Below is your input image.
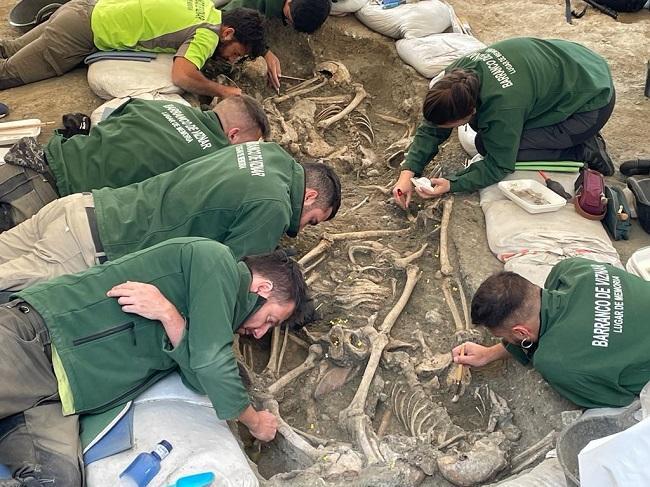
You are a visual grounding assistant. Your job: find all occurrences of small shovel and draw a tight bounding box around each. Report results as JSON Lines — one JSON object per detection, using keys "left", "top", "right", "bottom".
{"left": 538, "top": 170, "right": 572, "bottom": 200}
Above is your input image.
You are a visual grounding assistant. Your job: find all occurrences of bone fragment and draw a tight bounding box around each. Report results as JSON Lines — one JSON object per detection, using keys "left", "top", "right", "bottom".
{"left": 375, "top": 113, "right": 410, "bottom": 126}
{"left": 439, "top": 197, "right": 454, "bottom": 276}
{"left": 306, "top": 94, "right": 352, "bottom": 104}
{"left": 284, "top": 76, "right": 321, "bottom": 94}
{"left": 263, "top": 398, "right": 320, "bottom": 461}
{"left": 379, "top": 264, "right": 421, "bottom": 334}
{"left": 263, "top": 327, "right": 282, "bottom": 377}
{"left": 274, "top": 78, "right": 328, "bottom": 103}
{"left": 455, "top": 275, "right": 471, "bottom": 329}
{"left": 302, "top": 254, "right": 326, "bottom": 275}
{"left": 318, "top": 84, "right": 368, "bottom": 129}
{"left": 377, "top": 408, "right": 393, "bottom": 438}
{"left": 393, "top": 243, "right": 428, "bottom": 269}
{"left": 288, "top": 332, "right": 310, "bottom": 350}
{"left": 509, "top": 430, "right": 556, "bottom": 475}
{"left": 268, "top": 344, "right": 323, "bottom": 396}
{"left": 276, "top": 326, "right": 291, "bottom": 375}
{"left": 341, "top": 196, "right": 369, "bottom": 218}
{"left": 442, "top": 278, "right": 465, "bottom": 332}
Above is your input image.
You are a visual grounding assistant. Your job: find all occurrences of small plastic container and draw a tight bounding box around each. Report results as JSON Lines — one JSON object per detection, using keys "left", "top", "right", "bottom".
{"left": 625, "top": 246, "right": 650, "bottom": 281}
{"left": 498, "top": 179, "right": 567, "bottom": 214}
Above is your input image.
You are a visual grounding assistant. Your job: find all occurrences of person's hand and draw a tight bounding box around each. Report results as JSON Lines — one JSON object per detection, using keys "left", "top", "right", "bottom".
{"left": 248, "top": 410, "right": 278, "bottom": 442}
{"left": 414, "top": 177, "right": 451, "bottom": 199}
{"left": 392, "top": 170, "right": 415, "bottom": 209}
{"left": 107, "top": 281, "right": 176, "bottom": 322}
{"left": 452, "top": 342, "right": 504, "bottom": 368}
{"left": 216, "top": 84, "right": 243, "bottom": 98}
{"left": 264, "top": 50, "right": 281, "bottom": 93}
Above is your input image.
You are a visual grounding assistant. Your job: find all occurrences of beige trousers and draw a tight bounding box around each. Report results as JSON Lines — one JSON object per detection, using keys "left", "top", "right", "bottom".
{"left": 0, "top": 193, "right": 97, "bottom": 291}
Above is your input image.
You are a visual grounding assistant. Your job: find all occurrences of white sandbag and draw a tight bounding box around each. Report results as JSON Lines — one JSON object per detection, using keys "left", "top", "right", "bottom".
{"left": 87, "top": 54, "right": 183, "bottom": 100}
{"left": 86, "top": 373, "right": 258, "bottom": 487}
{"left": 479, "top": 171, "right": 621, "bottom": 286}
{"left": 330, "top": 0, "right": 369, "bottom": 15}
{"left": 396, "top": 33, "right": 485, "bottom": 78}
{"left": 355, "top": 0, "right": 451, "bottom": 40}
{"left": 493, "top": 458, "right": 568, "bottom": 487}
{"left": 457, "top": 123, "right": 478, "bottom": 157}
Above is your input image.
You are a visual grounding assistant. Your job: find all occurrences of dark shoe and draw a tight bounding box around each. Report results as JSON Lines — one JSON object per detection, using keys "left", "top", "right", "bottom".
{"left": 4, "top": 137, "right": 47, "bottom": 173}
{"left": 0, "top": 103, "right": 8, "bottom": 119}
{"left": 578, "top": 133, "right": 615, "bottom": 176}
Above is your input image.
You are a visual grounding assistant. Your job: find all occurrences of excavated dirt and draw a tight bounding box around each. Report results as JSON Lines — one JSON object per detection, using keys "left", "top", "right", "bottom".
{"left": 2, "top": 1, "right": 650, "bottom": 485}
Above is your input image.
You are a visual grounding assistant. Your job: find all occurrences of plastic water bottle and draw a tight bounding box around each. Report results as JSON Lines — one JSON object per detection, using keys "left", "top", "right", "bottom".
{"left": 119, "top": 440, "right": 173, "bottom": 487}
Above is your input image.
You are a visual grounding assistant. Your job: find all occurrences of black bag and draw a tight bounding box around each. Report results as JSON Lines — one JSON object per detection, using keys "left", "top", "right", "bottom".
{"left": 597, "top": 0, "right": 646, "bottom": 11}
{"left": 602, "top": 186, "right": 632, "bottom": 240}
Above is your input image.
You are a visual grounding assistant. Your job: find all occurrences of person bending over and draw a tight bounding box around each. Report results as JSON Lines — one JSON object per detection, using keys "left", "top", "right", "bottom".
{"left": 0, "top": 95, "right": 270, "bottom": 228}
{"left": 0, "top": 1, "right": 266, "bottom": 98}
{"left": 0, "top": 141, "right": 341, "bottom": 290}
{"left": 0, "top": 237, "right": 309, "bottom": 486}
{"left": 393, "top": 37, "right": 615, "bottom": 207}
{"left": 224, "top": 0, "right": 331, "bottom": 91}
{"left": 453, "top": 258, "right": 650, "bottom": 409}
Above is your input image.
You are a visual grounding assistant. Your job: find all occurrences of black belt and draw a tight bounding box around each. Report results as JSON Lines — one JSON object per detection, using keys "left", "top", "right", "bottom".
{"left": 4, "top": 300, "right": 51, "bottom": 364}
{"left": 85, "top": 205, "right": 107, "bottom": 264}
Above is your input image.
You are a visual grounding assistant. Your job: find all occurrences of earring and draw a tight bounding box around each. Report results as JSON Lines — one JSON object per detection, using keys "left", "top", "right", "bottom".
{"left": 520, "top": 337, "right": 533, "bottom": 349}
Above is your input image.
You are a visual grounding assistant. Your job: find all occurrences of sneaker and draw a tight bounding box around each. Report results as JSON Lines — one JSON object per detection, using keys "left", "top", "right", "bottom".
{"left": 0, "top": 103, "right": 8, "bottom": 119}
{"left": 578, "top": 133, "right": 615, "bottom": 176}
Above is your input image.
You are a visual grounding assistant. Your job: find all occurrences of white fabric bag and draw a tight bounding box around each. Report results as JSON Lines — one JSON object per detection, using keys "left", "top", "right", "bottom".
{"left": 330, "top": 0, "right": 369, "bottom": 15}
{"left": 86, "top": 373, "right": 258, "bottom": 487}
{"left": 87, "top": 54, "right": 183, "bottom": 100}
{"left": 396, "top": 33, "right": 485, "bottom": 78}
{"left": 355, "top": 0, "right": 451, "bottom": 40}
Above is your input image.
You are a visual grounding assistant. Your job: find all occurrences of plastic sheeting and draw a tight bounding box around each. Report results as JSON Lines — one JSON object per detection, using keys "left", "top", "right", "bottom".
{"left": 87, "top": 54, "right": 183, "bottom": 100}
{"left": 396, "top": 33, "right": 485, "bottom": 78}
{"left": 479, "top": 171, "right": 621, "bottom": 286}
{"left": 354, "top": 0, "right": 451, "bottom": 40}
{"left": 86, "top": 373, "right": 258, "bottom": 487}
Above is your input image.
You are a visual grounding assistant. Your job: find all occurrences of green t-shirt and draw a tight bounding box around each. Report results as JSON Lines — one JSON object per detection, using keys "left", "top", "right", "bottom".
{"left": 403, "top": 37, "right": 613, "bottom": 192}
{"left": 17, "top": 238, "right": 263, "bottom": 419}
{"left": 91, "top": 0, "right": 222, "bottom": 69}
{"left": 46, "top": 99, "right": 229, "bottom": 196}
{"left": 223, "top": 0, "right": 285, "bottom": 19}
{"left": 93, "top": 141, "right": 305, "bottom": 261}
{"left": 505, "top": 258, "right": 650, "bottom": 408}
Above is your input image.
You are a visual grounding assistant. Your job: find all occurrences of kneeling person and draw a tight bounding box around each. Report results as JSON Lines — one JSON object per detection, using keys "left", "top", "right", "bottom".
{"left": 0, "top": 237, "right": 308, "bottom": 486}
{"left": 0, "top": 96, "right": 269, "bottom": 229}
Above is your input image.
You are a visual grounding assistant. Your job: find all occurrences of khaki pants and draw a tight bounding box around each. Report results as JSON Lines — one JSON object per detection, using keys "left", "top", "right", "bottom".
{"left": 0, "top": 0, "right": 96, "bottom": 88}
{"left": 0, "top": 300, "right": 82, "bottom": 486}
{"left": 0, "top": 162, "right": 59, "bottom": 230}
{"left": 0, "top": 193, "right": 98, "bottom": 291}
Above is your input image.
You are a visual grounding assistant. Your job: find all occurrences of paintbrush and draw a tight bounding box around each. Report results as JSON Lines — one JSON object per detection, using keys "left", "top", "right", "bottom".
{"left": 451, "top": 344, "right": 465, "bottom": 403}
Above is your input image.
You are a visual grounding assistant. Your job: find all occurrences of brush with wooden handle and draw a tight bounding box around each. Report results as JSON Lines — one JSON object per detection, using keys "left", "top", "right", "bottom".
{"left": 451, "top": 344, "right": 466, "bottom": 403}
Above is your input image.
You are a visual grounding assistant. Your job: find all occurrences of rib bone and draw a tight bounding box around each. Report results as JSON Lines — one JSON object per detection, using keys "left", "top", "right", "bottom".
{"left": 318, "top": 84, "right": 368, "bottom": 129}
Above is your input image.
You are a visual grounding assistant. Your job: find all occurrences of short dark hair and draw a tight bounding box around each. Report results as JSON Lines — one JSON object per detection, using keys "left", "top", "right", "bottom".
{"left": 303, "top": 161, "right": 341, "bottom": 220}
{"left": 237, "top": 94, "right": 271, "bottom": 139}
{"left": 471, "top": 271, "right": 536, "bottom": 329}
{"left": 290, "top": 0, "right": 331, "bottom": 33}
{"left": 222, "top": 8, "right": 267, "bottom": 59}
{"left": 243, "top": 250, "right": 310, "bottom": 324}
{"left": 423, "top": 68, "right": 480, "bottom": 126}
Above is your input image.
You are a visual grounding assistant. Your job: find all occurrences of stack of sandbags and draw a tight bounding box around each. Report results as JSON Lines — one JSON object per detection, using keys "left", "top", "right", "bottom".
{"left": 354, "top": 0, "right": 451, "bottom": 39}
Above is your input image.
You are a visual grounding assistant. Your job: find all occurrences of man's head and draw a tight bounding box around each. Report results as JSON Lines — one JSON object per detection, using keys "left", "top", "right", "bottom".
{"left": 300, "top": 162, "right": 341, "bottom": 230}
{"left": 471, "top": 271, "right": 542, "bottom": 345}
{"left": 423, "top": 68, "right": 479, "bottom": 128}
{"left": 282, "top": 0, "right": 331, "bottom": 34}
{"left": 213, "top": 95, "right": 270, "bottom": 144}
{"left": 216, "top": 8, "right": 267, "bottom": 63}
{"left": 238, "top": 250, "right": 309, "bottom": 339}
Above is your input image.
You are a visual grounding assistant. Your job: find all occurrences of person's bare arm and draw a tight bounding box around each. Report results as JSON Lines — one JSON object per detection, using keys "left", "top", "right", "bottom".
{"left": 107, "top": 281, "right": 186, "bottom": 346}
{"left": 452, "top": 342, "right": 510, "bottom": 367}
{"left": 238, "top": 405, "right": 278, "bottom": 441}
{"left": 172, "top": 57, "right": 241, "bottom": 98}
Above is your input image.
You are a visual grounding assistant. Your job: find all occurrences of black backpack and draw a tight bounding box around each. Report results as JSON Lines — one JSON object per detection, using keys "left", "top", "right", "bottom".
{"left": 598, "top": 0, "right": 646, "bottom": 11}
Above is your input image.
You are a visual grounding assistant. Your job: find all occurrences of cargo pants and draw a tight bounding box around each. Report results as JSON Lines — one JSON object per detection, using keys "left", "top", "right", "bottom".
{"left": 0, "top": 300, "right": 82, "bottom": 486}
{"left": 0, "top": 0, "right": 96, "bottom": 89}
{"left": 0, "top": 193, "right": 99, "bottom": 291}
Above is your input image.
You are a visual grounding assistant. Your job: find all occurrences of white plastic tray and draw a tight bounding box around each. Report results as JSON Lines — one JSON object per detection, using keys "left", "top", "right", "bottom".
{"left": 0, "top": 119, "right": 42, "bottom": 146}
{"left": 498, "top": 179, "right": 567, "bottom": 214}
{"left": 626, "top": 246, "right": 650, "bottom": 281}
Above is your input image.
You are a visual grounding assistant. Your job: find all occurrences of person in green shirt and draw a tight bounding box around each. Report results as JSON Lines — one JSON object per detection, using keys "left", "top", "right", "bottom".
{"left": 393, "top": 37, "right": 615, "bottom": 208}
{"left": 0, "top": 0, "right": 265, "bottom": 98}
{"left": 0, "top": 95, "right": 270, "bottom": 228}
{"left": 0, "top": 141, "right": 341, "bottom": 291}
{"left": 224, "top": 0, "right": 331, "bottom": 91}
{"left": 0, "top": 237, "right": 310, "bottom": 486}
{"left": 452, "top": 258, "right": 650, "bottom": 409}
